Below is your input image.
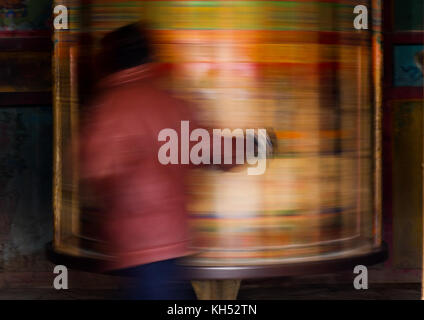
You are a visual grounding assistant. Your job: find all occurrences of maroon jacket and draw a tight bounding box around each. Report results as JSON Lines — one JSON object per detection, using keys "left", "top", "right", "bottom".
{"left": 78, "top": 64, "right": 201, "bottom": 271}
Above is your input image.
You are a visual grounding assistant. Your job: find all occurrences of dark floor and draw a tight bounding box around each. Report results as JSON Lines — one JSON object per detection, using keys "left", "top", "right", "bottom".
{"left": 238, "top": 282, "right": 421, "bottom": 300}
{"left": 0, "top": 282, "right": 420, "bottom": 300}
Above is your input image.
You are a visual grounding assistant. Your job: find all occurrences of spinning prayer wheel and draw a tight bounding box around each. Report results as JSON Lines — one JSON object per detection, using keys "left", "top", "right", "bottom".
{"left": 51, "top": 0, "right": 386, "bottom": 294}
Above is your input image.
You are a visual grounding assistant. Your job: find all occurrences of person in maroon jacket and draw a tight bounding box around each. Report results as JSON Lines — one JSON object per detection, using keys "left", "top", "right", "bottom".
{"left": 77, "top": 23, "right": 262, "bottom": 300}
{"left": 77, "top": 22, "right": 200, "bottom": 300}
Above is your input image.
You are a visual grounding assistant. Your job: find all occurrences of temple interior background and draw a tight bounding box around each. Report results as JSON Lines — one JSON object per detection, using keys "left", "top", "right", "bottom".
{"left": 0, "top": 0, "right": 423, "bottom": 299}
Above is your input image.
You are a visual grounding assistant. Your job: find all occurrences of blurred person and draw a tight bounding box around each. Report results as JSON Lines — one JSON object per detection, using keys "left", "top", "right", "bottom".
{"left": 77, "top": 22, "right": 197, "bottom": 300}
{"left": 76, "top": 22, "right": 256, "bottom": 300}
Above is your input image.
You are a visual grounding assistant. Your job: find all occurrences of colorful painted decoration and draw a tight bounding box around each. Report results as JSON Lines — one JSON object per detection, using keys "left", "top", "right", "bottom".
{"left": 53, "top": 0, "right": 382, "bottom": 267}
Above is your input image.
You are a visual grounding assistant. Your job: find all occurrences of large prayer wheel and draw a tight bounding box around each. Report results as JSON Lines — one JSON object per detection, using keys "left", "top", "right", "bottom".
{"left": 52, "top": 0, "right": 385, "bottom": 280}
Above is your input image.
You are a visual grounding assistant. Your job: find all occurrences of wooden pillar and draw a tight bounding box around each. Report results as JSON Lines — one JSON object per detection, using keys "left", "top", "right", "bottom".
{"left": 191, "top": 280, "right": 241, "bottom": 300}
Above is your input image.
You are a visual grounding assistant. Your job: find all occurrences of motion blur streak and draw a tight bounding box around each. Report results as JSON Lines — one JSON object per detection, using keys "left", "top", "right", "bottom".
{"left": 53, "top": 0, "right": 380, "bottom": 276}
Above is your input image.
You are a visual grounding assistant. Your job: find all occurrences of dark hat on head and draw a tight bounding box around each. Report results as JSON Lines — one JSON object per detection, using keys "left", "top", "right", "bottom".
{"left": 100, "top": 22, "right": 154, "bottom": 75}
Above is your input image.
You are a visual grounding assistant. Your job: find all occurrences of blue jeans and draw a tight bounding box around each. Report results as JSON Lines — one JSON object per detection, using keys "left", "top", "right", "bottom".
{"left": 113, "top": 258, "right": 196, "bottom": 300}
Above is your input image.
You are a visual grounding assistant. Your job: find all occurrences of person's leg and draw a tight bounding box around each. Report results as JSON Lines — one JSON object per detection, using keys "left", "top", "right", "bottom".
{"left": 114, "top": 259, "right": 196, "bottom": 300}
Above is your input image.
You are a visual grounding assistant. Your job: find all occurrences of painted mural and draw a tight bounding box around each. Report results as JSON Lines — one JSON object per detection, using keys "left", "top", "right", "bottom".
{"left": 0, "top": 0, "right": 52, "bottom": 31}
{"left": 0, "top": 106, "right": 52, "bottom": 271}
{"left": 394, "top": 45, "right": 424, "bottom": 87}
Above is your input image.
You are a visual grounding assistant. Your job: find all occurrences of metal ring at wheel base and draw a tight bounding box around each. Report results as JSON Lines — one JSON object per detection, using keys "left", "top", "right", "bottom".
{"left": 183, "top": 243, "right": 388, "bottom": 280}
{"left": 47, "top": 242, "right": 387, "bottom": 280}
